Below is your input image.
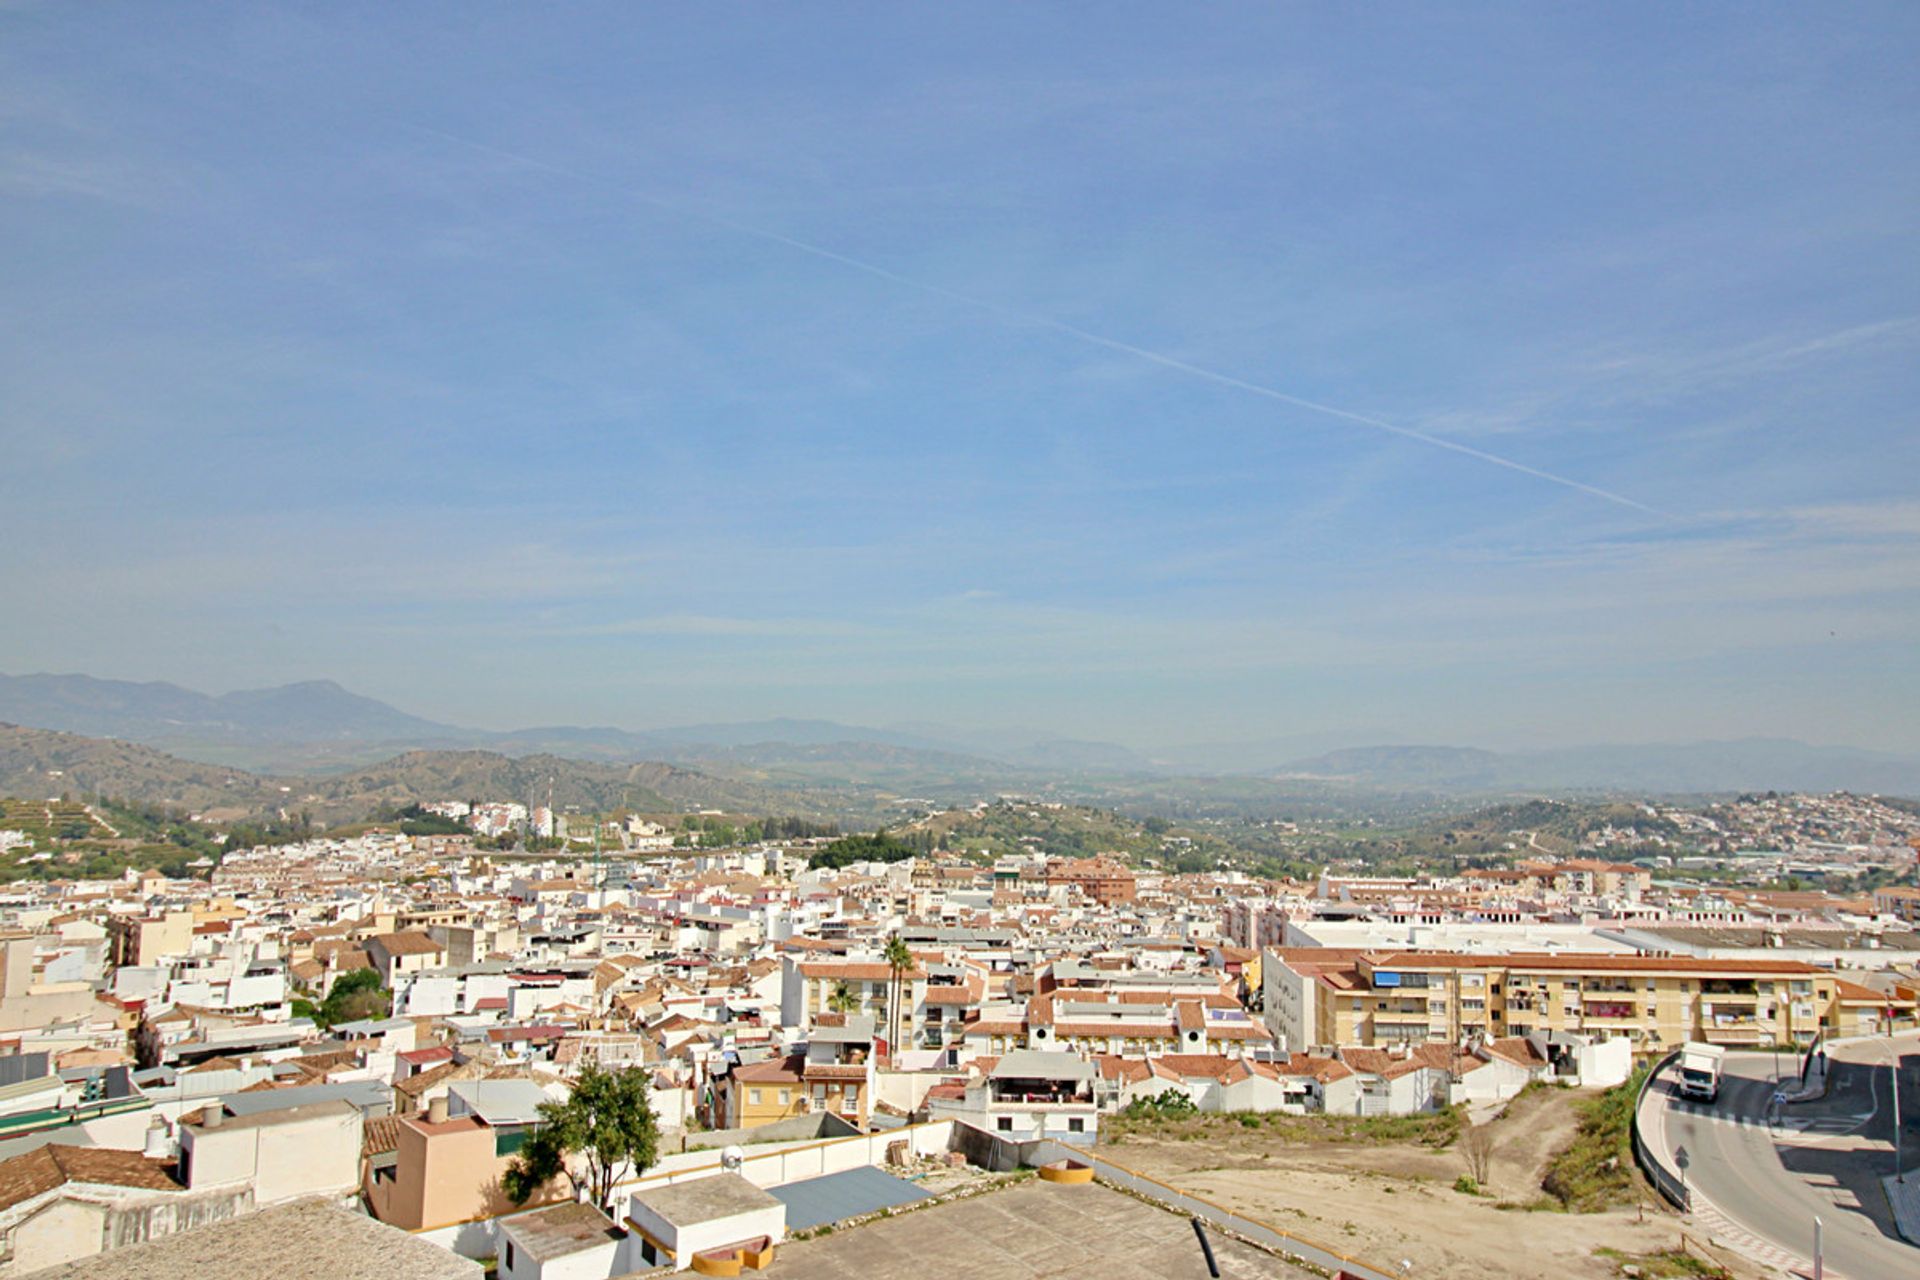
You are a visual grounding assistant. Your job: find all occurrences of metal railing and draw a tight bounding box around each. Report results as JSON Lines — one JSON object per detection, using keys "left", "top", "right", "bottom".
{"left": 1631, "top": 1050, "right": 1690, "bottom": 1210}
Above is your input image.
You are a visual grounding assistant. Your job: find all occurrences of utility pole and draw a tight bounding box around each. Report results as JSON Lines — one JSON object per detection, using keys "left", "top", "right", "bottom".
{"left": 1813, "top": 1214, "right": 1823, "bottom": 1280}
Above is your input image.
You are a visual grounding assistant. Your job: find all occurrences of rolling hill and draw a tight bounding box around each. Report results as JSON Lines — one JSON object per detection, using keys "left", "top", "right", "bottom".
{"left": 0, "top": 724, "right": 868, "bottom": 824}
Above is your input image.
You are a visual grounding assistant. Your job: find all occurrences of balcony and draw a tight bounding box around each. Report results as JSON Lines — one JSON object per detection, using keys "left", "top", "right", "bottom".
{"left": 1581, "top": 1001, "right": 1642, "bottom": 1021}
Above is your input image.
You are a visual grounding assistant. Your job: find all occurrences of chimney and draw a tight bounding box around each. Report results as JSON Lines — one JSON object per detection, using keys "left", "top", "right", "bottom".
{"left": 144, "top": 1117, "right": 173, "bottom": 1159}
{"left": 201, "top": 1105, "right": 224, "bottom": 1130}
{"left": 428, "top": 1095, "right": 449, "bottom": 1124}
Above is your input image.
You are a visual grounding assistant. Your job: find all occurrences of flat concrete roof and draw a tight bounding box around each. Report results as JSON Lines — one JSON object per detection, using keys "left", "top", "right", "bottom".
{"left": 631, "top": 1172, "right": 782, "bottom": 1227}
{"left": 190, "top": 1098, "right": 360, "bottom": 1135}
{"left": 990, "top": 1050, "right": 1096, "bottom": 1081}
{"left": 20, "top": 1197, "right": 479, "bottom": 1280}
{"left": 770, "top": 1179, "right": 1316, "bottom": 1280}
{"left": 500, "top": 1201, "right": 622, "bottom": 1260}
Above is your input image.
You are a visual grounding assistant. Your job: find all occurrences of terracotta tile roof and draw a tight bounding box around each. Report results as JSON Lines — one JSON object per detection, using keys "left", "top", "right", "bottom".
{"left": 370, "top": 930, "right": 444, "bottom": 956}
{"left": 1835, "top": 978, "right": 1910, "bottom": 1004}
{"left": 1146, "top": 1053, "right": 1244, "bottom": 1080}
{"left": 801, "top": 1063, "right": 868, "bottom": 1082}
{"left": 1275, "top": 1053, "right": 1353, "bottom": 1083}
{"left": 732, "top": 1054, "right": 805, "bottom": 1084}
{"left": 395, "top": 1059, "right": 469, "bottom": 1098}
{"left": 1483, "top": 1037, "right": 1549, "bottom": 1067}
{"left": 797, "top": 961, "right": 925, "bottom": 981}
{"left": 398, "top": 1046, "right": 454, "bottom": 1067}
{"left": 1091, "top": 1054, "right": 1152, "bottom": 1084}
{"left": 362, "top": 1114, "right": 403, "bottom": 1156}
{"left": 0, "top": 1145, "right": 183, "bottom": 1212}
{"left": 1203, "top": 1023, "right": 1273, "bottom": 1041}
{"left": 1338, "top": 1044, "right": 1456, "bottom": 1078}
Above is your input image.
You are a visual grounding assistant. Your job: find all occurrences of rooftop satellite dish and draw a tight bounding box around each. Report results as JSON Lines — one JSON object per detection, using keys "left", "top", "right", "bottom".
{"left": 721, "top": 1145, "right": 745, "bottom": 1172}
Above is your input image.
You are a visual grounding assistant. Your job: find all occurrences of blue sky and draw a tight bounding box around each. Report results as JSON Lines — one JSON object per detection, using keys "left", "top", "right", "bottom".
{"left": 3, "top": 3, "right": 1917, "bottom": 751}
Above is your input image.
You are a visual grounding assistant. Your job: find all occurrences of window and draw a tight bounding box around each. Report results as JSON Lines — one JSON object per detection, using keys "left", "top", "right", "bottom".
{"left": 749, "top": 1089, "right": 762, "bottom": 1105}
{"left": 844, "top": 1086, "right": 859, "bottom": 1106}
{"left": 778, "top": 1089, "right": 791, "bottom": 1104}
{"left": 997, "top": 1116, "right": 1013, "bottom": 1132}
{"left": 504, "top": 1242, "right": 515, "bottom": 1273}
{"left": 1068, "top": 1117, "right": 1084, "bottom": 1133}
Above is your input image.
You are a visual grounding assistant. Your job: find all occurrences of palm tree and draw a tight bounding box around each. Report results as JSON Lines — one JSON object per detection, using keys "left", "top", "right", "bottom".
{"left": 883, "top": 933, "right": 915, "bottom": 1062}
{"left": 827, "top": 980, "right": 860, "bottom": 1018}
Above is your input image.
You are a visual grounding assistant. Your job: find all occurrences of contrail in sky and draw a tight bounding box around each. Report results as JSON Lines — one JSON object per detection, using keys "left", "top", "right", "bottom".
{"left": 413, "top": 125, "right": 1663, "bottom": 516}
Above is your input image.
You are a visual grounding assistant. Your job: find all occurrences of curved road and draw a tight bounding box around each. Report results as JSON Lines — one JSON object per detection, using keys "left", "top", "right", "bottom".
{"left": 1645, "top": 1041, "right": 1919, "bottom": 1279}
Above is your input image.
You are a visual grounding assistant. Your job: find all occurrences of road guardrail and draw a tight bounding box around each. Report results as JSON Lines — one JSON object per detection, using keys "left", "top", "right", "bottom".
{"left": 1632, "top": 1049, "right": 1690, "bottom": 1210}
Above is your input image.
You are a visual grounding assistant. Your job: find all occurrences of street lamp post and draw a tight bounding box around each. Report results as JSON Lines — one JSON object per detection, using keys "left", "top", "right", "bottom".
{"left": 1813, "top": 1214, "right": 1823, "bottom": 1280}
{"left": 1870, "top": 1032, "right": 1905, "bottom": 1184}
{"left": 1894, "top": 1037, "right": 1905, "bottom": 1185}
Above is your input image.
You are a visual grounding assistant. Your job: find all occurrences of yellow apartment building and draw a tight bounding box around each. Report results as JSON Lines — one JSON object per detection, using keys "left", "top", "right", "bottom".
{"left": 1268, "top": 949, "right": 1916, "bottom": 1052}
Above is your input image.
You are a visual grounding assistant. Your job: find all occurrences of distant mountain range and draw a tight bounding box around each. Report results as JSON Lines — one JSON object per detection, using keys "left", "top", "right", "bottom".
{"left": 0, "top": 673, "right": 1139, "bottom": 778}
{"left": 0, "top": 673, "right": 450, "bottom": 750}
{"left": 2, "top": 671, "right": 1916, "bottom": 800}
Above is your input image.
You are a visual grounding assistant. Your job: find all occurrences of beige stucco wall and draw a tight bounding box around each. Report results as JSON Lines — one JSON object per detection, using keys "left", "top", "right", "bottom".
{"left": 378, "top": 1118, "right": 530, "bottom": 1231}
{"left": 182, "top": 1103, "right": 362, "bottom": 1205}
{"left": 3, "top": 1197, "right": 104, "bottom": 1275}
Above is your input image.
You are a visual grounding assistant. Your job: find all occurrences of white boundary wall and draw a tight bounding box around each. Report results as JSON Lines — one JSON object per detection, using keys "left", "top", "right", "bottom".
{"left": 413, "top": 1120, "right": 955, "bottom": 1259}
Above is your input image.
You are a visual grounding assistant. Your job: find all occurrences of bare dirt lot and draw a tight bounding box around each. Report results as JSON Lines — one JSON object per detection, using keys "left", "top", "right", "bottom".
{"left": 1101, "top": 1089, "right": 1761, "bottom": 1280}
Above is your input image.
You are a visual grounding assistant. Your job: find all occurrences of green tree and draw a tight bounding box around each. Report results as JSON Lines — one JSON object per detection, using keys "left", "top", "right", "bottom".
{"left": 808, "top": 832, "right": 921, "bottom": 871}
{"left": 318, "top": 968, "right": 390, "bottom": 1027}
{"left": 502, "top": 1064, "right": 660, "bottom": 1211}
{"left": 827, "top": 981, "right": 860, "bottom": 1018}
{"left": 883, "top": 933, "right": 915, "bottom": 1061}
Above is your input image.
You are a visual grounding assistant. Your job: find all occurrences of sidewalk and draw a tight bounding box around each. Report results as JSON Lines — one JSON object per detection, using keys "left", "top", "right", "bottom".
{"left": 1885, "top": 1174, "right": 1920, "bottom": 1245}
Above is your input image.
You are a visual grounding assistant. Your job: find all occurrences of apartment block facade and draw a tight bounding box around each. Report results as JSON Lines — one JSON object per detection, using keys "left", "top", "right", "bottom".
{"left": 1265, "top": 948, "right": 1915, "bottom": 1052}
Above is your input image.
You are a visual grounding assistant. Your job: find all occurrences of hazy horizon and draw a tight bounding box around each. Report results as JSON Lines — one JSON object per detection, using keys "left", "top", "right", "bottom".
{"left": 4, "top": 6, "right": 1917, "bottom": 753}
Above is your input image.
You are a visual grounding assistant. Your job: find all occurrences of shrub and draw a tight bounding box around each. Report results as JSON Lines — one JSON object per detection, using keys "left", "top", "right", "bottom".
{"left": 1121, "top": 1089, "right": 1199, "bottom": 1119}
{"left": 1541, "top": 1063, "right": 1650, "bottom": 1211}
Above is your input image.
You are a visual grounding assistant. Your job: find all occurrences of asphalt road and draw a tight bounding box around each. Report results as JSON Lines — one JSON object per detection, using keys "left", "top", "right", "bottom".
{"left": 1656, "top": 1044, "right": 1920, "bottom": 1279}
